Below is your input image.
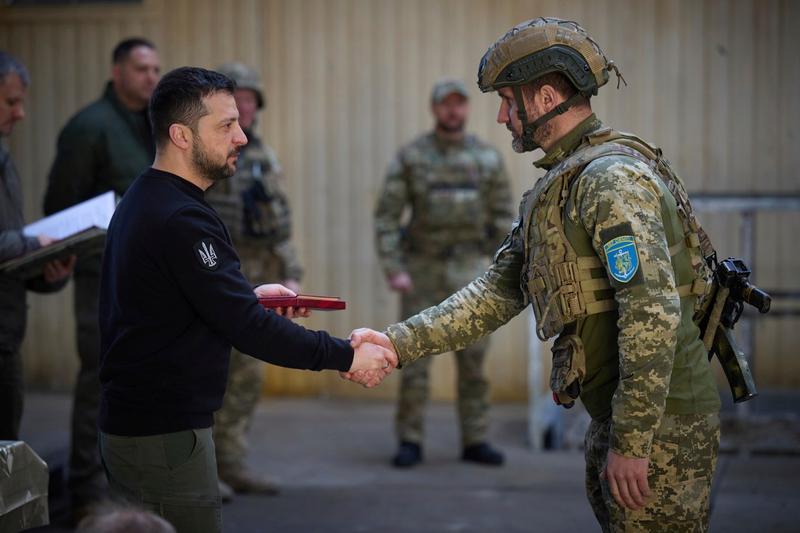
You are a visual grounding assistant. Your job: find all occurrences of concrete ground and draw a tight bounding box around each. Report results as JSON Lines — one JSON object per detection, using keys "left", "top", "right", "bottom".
{"left": 17, "top": 392, "right": 800, "bottom": 533}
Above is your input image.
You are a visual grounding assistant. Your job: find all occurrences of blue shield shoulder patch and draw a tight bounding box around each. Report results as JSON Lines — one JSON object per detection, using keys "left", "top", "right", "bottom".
{"left": 603, "top": 235, "right": 639, "bottom": 283}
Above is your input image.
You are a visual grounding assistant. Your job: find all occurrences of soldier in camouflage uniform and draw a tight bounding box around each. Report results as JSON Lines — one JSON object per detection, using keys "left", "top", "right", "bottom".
{"left": 375, "top": 79, "right": 513, "bottom": 467}
{"left": 208, "top": 62, "right": 303, "bottom": 497}
{"left": 352, "top": 18, "right": 721, "bottom": 532}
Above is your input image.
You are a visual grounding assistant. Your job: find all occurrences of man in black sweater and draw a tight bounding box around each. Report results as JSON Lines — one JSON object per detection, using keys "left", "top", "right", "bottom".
{"left": 98, "top": 67, "right": 394, "bottom": 533}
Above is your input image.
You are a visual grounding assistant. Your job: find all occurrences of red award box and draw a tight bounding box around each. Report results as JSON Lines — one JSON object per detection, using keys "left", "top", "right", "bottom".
{"left": 258, "top": 294, "right": 346, "bottom": 311}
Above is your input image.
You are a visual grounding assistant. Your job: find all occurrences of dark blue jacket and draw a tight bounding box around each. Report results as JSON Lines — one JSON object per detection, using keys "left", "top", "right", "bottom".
{"left": 98, "top": 167, "right": 353, "bottom": 436}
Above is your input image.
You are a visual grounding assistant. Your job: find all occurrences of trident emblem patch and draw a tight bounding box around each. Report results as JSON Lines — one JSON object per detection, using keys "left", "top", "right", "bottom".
{"left": 194, "top": 239, "right": 220, "bottom": 271}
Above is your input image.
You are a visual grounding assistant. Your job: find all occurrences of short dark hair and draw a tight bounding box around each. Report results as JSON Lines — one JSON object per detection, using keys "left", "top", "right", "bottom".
{"left": 524, "top": 72, "right": 579, "bottom": 101}
{"left": 0, "top": 50, "right": 30, "bottom": 87}
{"left": 112, "top": 37, "right": 155, "bottom": 65}
{"left": 149, "top": 66, "right": 235, "bottom": 149}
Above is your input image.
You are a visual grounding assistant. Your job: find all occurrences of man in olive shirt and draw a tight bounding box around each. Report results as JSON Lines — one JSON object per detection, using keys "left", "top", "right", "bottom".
{"left": 43, "top": 37, "right": 161, "bottom": 518}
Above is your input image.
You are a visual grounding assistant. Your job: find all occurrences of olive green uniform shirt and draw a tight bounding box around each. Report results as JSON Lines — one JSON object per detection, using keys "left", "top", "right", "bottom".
{"left": 43, "top": 82, "right": 155, "bottom": 275}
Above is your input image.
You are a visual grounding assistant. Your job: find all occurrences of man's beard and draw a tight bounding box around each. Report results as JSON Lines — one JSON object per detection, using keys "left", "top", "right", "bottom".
{"left": 191, "top": 136, "right": 238, "bottom": 182}
{"left": 509, "top": 116, "right": 553, "bottom": 153}
{"left": 436, "top": 118, "right": 465, "bottom": 134}
{"left": 532, "top": 121, "right": 553, "bottom": 150}
{"left": 510, "top": 127, "right": 525, "bottom": 153}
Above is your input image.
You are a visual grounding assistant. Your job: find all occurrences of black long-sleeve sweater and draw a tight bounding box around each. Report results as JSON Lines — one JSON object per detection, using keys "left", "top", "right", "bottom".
{"left": 98, "top": 167, "right": 354, "bottom": 436}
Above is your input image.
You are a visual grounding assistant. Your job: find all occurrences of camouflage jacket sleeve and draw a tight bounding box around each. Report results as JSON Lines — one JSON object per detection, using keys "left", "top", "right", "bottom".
{"left": 374, "top": 153, "right": 409, "bottom": 276}
{"left": 575, "top": 156, "right": 681, "bottom": 459}
{"left": 483, "top": 151, "right": 514, "bottom": 254}
{"left": 386, "top": 216, "right": 527, "bottom": 367}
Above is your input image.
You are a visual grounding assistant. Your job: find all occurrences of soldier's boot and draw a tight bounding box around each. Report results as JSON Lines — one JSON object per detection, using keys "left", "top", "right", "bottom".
{"left": 218, "top": 465, "right": 280, "bottom": 495}
{"left": 218, "top": 479, "right": 234, "bottom": 503}
{"left": 394, "top": 357, "right": 431, "bottom": 469}
{"left": 392, "top": 441, "right": 423, "bottom": 468}
{"left": 461, "top": 442, "right": 505, "bottom": 466}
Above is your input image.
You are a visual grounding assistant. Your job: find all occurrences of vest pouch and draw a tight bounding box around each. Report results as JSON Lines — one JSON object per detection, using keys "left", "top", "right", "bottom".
{"left": 241, "top": 178, "right": 291, "bottom": 243}
{"left": 549, "top": 334, "right": 586, "bottom": 407}
{"left": 527, "top": 268, "right": 549, "bottom": 336}
{"left": 528, "top": 261, "right": 566, "bottom": 340}
{"left": 424, "top": 183, "right": 482, "bottom": 231}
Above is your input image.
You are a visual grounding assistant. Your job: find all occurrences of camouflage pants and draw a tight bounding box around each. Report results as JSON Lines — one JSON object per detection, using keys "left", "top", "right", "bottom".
{"left": 213, "top": 245, "right": 279, "bottom": 471}
{"left": 396, "top": 255, "right": 492, "bottom": 447}
{"left": 584, "top": 412, "right": 720, "bottom": 532}
{"left": 214, "top": 349, "right": 264, "bottom": 470}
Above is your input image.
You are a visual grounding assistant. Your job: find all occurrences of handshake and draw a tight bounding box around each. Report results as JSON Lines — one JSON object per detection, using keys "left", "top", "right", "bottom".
{"left": 253, "top": 285, "right": 400, "bottom": 388}
{"left": 343, "top": 328, "right": 399, "bottom": 388}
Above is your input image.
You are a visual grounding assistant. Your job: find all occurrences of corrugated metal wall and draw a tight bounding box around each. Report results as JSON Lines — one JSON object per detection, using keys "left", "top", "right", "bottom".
{"left": 1, "top": 0, "right": 797, "bottom": 400}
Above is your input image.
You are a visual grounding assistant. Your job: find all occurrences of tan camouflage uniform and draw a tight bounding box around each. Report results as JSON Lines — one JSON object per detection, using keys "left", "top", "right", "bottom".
{"left": 385, "top": 115, "right": 721, "bottom": 531}
{"left": 208, "top": 131, "right": 302, "bottom": 474}
{"left": 376, "top": 131, "right": 513, "bottom": 446}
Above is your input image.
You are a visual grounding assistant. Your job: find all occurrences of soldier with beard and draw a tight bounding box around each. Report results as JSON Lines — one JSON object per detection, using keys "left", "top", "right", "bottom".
{"left": 375, "top": 79, "right": 513, "bottom": 468}
{"left": 351, "top": 18, "right": 722, "bottom": 532}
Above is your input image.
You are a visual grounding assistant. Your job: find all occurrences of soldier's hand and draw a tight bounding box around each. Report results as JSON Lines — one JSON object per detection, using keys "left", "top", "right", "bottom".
{"left": 388, "top": 271, "right": 413, "bottom": 293}
{"left": 341, "top": 339, "right": 397, "bottom": 388}
{"left": 341, "top": 328, "right": 398, "bottom": 387}
{"left": 602, "top": 450, "right": 651, "bottom": 511}
{"left": 348, "top": 328, "right": 395, "bottom": 353}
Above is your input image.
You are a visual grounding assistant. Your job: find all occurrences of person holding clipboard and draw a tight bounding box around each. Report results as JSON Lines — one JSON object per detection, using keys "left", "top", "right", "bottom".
{"left": 0, "top": 51, "right": 74, "bottom": 443}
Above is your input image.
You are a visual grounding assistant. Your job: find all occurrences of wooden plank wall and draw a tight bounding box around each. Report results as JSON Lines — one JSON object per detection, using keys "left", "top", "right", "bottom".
{"left": 1, "top": 0, "right": 797, "bottom": 400}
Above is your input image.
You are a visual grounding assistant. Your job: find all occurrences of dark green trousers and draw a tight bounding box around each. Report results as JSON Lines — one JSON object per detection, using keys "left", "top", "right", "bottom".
{"left": 99, "top": 428, "right": 222, "bottom": 533}
{"left": 70, "top": 273, "right": 107, "bottom": 508}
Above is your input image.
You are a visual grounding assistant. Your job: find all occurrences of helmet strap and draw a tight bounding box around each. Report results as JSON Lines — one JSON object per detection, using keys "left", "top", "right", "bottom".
{"left": 512, "top": 85, "right": 539, "bottom": 152}
{"left": 511, "top": 86, "right": 585, "bottom": 151}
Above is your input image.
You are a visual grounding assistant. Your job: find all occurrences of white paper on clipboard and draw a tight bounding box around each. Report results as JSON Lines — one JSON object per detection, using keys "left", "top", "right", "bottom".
{"left": 23, "top": 191, "right": 117, "bottom": 240}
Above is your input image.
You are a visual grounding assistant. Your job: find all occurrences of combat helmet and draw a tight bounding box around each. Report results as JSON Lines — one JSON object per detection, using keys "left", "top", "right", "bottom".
{"left": 217, "top": 61, "right": 265, "bottom": 109}
{"left": 477, "top": 17, "right": 623, "bottom": 151}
